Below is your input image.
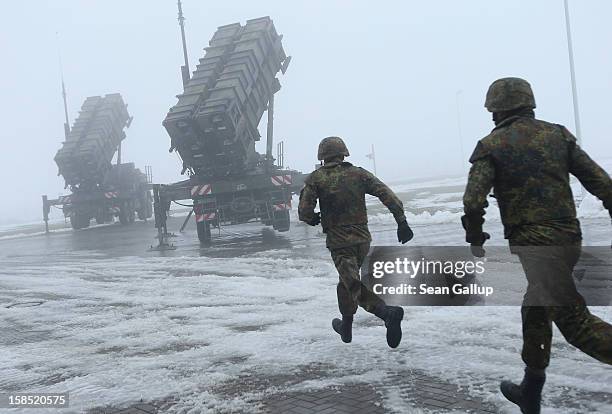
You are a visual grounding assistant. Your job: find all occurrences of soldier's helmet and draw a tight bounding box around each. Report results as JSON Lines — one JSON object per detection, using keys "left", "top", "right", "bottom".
{"left": 317, "top": 136, "right": 350, "bottom": 161}
{"left": 485, "top": 77, "right": 536, "bottom": 112}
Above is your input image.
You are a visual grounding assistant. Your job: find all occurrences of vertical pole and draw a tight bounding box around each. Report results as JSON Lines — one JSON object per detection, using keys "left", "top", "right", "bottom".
{"left": 456, "top": 90, "right": 466, "bottom": 170}
{"left": 371, "top": 144, "right": 377, "bottom": 176}
{"left": 42, "top": 195, "right": 50, "bottom": 234}
{"left": 61, "top": 78, "right": 70, "bottom": 140}
{"left": 153, "top": 185, "right": 166, "bottom": 247}
{"left": 117, "top": 142, "right": 122, "bottom": 165}
{"left": 266, "top": 94, "right": 275, "bottom": 164}
{"left": 564, "top": 0, "right": 582, "bottom": 145}
{"left": 56, "top": 32, "right": 70, "bottom": 140}
{"left": 177, "top": 0, "right": 190, "bottom": 88}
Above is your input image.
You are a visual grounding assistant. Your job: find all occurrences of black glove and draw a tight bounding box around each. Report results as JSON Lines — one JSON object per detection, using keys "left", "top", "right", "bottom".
{"left": 469, "top": 232, "right": 490, "bottom": 257}
{"left": 397, "top": 220, "right": 414, "bottom": 244}
{"left": 307, "top": 212, "right": 321, "bottom": 226}
{"left": 461, "top": 214, "right": 490, "bottom": 256}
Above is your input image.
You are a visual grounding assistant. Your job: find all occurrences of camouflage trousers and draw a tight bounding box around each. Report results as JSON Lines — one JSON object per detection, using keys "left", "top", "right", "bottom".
{"left": 330, "top": 243, "right": 385, "bottom": 316}
{"left": 514, "top": 244, "right": 612, "bottom": 369}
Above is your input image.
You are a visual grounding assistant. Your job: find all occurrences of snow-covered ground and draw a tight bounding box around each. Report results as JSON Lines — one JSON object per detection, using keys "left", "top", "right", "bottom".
{"left": 0, "top": 174, "right": 610, "bottom": 413}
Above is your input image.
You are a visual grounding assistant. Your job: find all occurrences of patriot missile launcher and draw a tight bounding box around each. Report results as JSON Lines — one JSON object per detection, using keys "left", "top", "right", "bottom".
{"left": 43, "top": 94, "right": 153, "bottom": 231}
{"left": 152, "top": 10, "right": 305, "bottom": 248}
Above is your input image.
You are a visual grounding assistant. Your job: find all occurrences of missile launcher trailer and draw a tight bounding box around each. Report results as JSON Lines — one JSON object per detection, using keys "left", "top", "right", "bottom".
{"left": 153, "top": 16, "right": 305, "bottom": 248}
{"left": 43, "top": 94, "right": 153, "bottom": 231}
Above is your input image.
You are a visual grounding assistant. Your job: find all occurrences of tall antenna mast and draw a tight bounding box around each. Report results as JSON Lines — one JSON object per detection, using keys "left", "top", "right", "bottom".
{"left": 56, "top": 32, "right": 70, "bottom": 140}
{"left": 177, "top": 0, "right": 191, "bottom": 88}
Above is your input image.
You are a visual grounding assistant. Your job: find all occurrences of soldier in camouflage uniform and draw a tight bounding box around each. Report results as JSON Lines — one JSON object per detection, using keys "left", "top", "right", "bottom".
{"left": 299, "top": 137, "right": 414, "bottom": 348}
{"left": 462, "top": 77, "right": 612, "bottom": 414}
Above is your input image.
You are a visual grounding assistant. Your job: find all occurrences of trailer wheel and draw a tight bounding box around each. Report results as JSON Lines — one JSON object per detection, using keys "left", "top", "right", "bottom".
{"left": 272, "top": 210, "right": 290, "bottom": 232}
{"left": 119, "top": 206, "right": 134, "bottom": 225}
{"left": 70, "top": 213, "right": 90, "bottom": 230}
{"left": 145, "top": 192, "right": 153, "bottom": 219}
{"left": 197, "top": 220, "right": 212, "bottom": 244}
{"left": 137, "top": 193, "right": 153, "bottom": 221}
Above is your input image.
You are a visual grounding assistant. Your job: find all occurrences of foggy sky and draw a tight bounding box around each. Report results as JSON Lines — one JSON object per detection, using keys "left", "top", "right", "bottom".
{"left": 1, "top": 0, "right": 611, "bottom": 224}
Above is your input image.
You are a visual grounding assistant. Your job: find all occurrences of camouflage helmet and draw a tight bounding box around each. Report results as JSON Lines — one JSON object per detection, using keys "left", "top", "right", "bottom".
{"left": 317, "top": 136, "right": 349, "bottom": 160}
{"left": 485, "top": 77, "right": 536, "bottom": 112}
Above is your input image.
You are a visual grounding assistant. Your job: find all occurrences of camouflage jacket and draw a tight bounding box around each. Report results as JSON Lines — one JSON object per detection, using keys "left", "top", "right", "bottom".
{"left": 463, "top": 114, "right": 612, "bottom": 242}
{"left": 299, "top": 162, "right": 406, "bottom": 248}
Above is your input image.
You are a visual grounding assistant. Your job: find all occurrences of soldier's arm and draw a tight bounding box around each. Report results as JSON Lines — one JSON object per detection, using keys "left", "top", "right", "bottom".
{"left": 298, "top": 181, "right": 319, "bottom": 224}
{"left": 362, "top": 169, "right": 406, "bottom": 224}
{"left": 463, "top": 142, "right": 495, "bottom": 239}
{"left": 565, "top": 132, "right": 612, "bottom": 215}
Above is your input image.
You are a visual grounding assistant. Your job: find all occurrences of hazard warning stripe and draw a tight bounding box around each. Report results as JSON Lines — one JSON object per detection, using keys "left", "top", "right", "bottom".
{"left": 190, "top": 184, "right": 212, "bottom": 197}
{"left": 273, "top": 201, "right": 292, "bottom": 211}
{"left": 104, "top": 192, "right": 118, "bottom": 199}
{"left": 195, "top": 212, "right": 216, "bottom": 222}
{"left": 58, "top": 196, "right": 72, "bottom": 204}
{"left": 271, "top": 175, "right": 292, "bottom": 186}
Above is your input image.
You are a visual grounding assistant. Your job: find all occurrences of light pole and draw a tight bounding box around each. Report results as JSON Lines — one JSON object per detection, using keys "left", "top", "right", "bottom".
{"left": 456, "top": 90, "right": 466, "bottom": 172}
{"left": 366, "top": 144, "right": 377, "bottom": 176}
{"left": 563, "top": 0, "right": 582, "bottom": 145}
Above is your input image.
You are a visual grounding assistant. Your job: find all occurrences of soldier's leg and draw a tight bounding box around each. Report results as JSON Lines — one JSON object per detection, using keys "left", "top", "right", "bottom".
{"left": 330, "top": 247, "right": 360, "bottom": 343}
{"left": 501, "top": 248, "right": 552, "bottom": 412}
{"left": 355, "top": 243, "right": 385, "bottom": 312}
{"left": 336, "top": 280, "right": 358, "bottom": 316}
{"left": 501, "top": 295, "right": 550, "bottom": 411}
{"left": 331, "top": 247, "right": 362, "bottom": 316}
{"left": 521, "top": 306, "right": 553, "bottom": 370}
{"left": 331, "top": 244, "right": 384, "bottom": 313}
{"left": 331, "top": 244, "right": 403, "bottom": 347}
{"left": 551, "top": 245, "right": 612, "bottom": 364}
{"left": 552, "top": 303, "right": 612, "bottom": 365}
{"left": 353, "top": 243, "right": 404, "bottom": 348}
{"left": 516, "top": 248, "right": 555, "bottom": 369}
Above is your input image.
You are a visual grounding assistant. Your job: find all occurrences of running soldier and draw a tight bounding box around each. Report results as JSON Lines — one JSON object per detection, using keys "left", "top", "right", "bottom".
{"left": 299, "top": 136, "right": 414, "bottom": 348}
{"left": 462, "top": 77, "right": 612, "bottom": 413}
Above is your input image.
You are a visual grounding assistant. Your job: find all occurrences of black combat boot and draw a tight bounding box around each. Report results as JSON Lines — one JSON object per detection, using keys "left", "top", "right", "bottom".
{"left": 332, "top": 314, "right": 353, "bottom": 343}
{"left": 373, "top": 304, "right": 404, "bottom": 348}
{"left": 500, "top": 367, "right": 546, "bottom": 414}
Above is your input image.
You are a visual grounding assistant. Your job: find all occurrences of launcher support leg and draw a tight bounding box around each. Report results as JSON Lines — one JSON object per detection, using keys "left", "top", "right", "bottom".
{"left": 42, "top": 195, "right": 50, "bottom": 234}
{"left": 150, "top": 184, "right": 175, "bottom": 251}
{"left": 179, "top": 208, "right": 194, "bottom": 232}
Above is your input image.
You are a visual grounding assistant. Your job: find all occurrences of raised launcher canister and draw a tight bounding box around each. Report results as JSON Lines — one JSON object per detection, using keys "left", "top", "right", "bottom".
{"left": 163, "top": 17, "right": 289, "bottom": 177}
{"left": 43, "top": 94, "right": 153, "bottom": 231}
{"left": 54, "top": 93, "right": 131, "bottom": 189}
{"left": 152, "top": 15, "right": 304, "bottom": 249}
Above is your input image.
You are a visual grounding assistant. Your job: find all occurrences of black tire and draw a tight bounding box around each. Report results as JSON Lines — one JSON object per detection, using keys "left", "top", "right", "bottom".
{"left": 137, "top": 194, "right": 153, "bottom": 221}
{"left": 145, "top": 194, "right": 153, "bottom": 219}
{"left": 197, "top": 220, "right": 212, "bottom": 244}
{"left": 272, "top": 210, "right": 290, "bottom": 232}
{"left": 70, "top": 213, "right": 90, "bottom": 230}
{"left": 70, "top": 214, "right": 80, "bottom": 229}
{"left": 95, "top": 214, "right": 106, "bottom": 225}
{"left": 119, "top": 206, "right": 132, "bottom": 225}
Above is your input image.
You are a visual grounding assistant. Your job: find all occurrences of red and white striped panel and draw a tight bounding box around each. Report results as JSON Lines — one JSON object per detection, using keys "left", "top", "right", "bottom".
{"left": 195, "top": 212, "right": 216, "bottom": 222}
{"left": 110, "top": 207, "right": 121, "bottom": 213}
{"left": 104, "top": 192, "right": 118, "bottom": 199}
{"left": 190, "top": 184, "right": 212, "bottom": 197}
{"left": 270, "top": 175, "right": 292, "bottom": 186}
{"left": 273, "top": 201, "right": 292, "bottom": 211}
{"left": 58, "top": 196, "right": 72, "bottom": 204}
